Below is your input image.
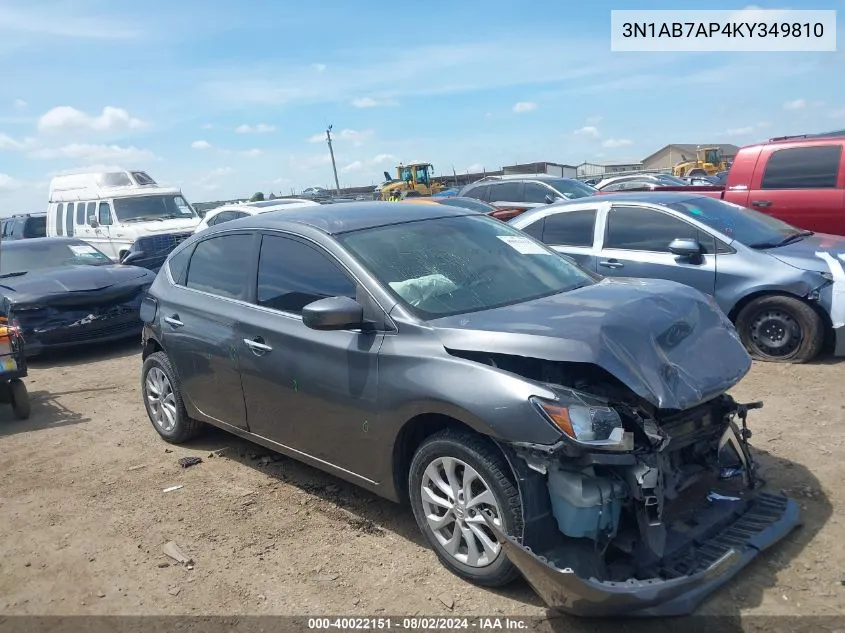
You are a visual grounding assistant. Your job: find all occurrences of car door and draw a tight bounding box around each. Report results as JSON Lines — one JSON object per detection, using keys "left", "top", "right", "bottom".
{"left": 748, "top": 143, "right": 845, "bottom": 235}
{"left": 159, "top": 232, "right": 257, "bottom": 429}
{"left": 236, "top": 232, "right": 385, "bottom": 476}
{"left": 74, "top": 202, "right": 96, "bottom": 244}
{"left": 597, "top": 204, "right": 717, "bottom": 296}
{"left": 533, "top": 207, "right": 600, "bottom": 271}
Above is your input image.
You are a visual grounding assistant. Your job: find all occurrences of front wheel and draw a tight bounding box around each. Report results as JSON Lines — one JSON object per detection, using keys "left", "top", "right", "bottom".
{"left": 735, "top": 295, "right": 824, "bottom": 363}
{"left": 409, "top": 428, "right": 523, "bottom": 587}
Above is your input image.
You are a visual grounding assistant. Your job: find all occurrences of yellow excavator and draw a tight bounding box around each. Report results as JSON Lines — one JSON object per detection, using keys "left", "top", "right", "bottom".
{"left": 673, "top": 147, "right": 731, "bottom": 178}
{"left": 378, "top": 162, "right": 445, "bottom": 200}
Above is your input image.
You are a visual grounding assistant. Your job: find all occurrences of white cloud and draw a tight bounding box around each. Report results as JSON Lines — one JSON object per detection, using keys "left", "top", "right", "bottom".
{"left": 241, "top": 148, "right": 262, "bottom": 157}
{"left": 783, "top": 99, "right": 807, "bottom": 110}
{"left": 602, "top": 138, "right": 633, "bottom": 148}
{"left": 0, "top": 6, "right": 140, "bottom": 39}
{"left": 313, "top": 63, "right": 326, "bottom": 72}
{"left": 194, "top": 166, "right": 235, "bottom": 190}
{"left": 466, "top": 163, "right": 484, "bottom": 173}
{"left": 0, "top": 133, "right": 36, "bottom": 151}
{"left": 0, "top": 174, "right": 21, "bottom": 190}
{"left": 728, "top": 5, "right": 792, "bottom": 24}
{"left": 512, "top": 101, "right": 537, "bottom": 113}
{"left": 340, "top": 160, "right": 363, "bottom": 173}
{"left": 586, "top": 115, "right": 602, "bottom": 125}
{"left": 308, "top": 128, "right": 373, "bottom": 146}
{"left": 574, "top": 126, "right": 600, "bottom": 138}
{"left": 726, "top": 126, "right": 755, "bottom": 136}
{"left": 201, "top": 123, "right": 215, "bottom": 130}
{"left": 28, "top": 144, "right": 157, "bottom": 162}
{"left": 192, "top": 140, "right": 213, "bottom": 150}
{"left": 351, "top": 97, "right": 399, "bottom": 108}
{"left": 37, "top": 106, "right": 146, "bottom": 133}
{"left": 13, "top": 99, "right": 27, "bottom": 109}
{"left": 235, "top": 123, "right": 275, "bottom": 134}
{"left": 371, "top": 153, "right": 396, "bottom": 165}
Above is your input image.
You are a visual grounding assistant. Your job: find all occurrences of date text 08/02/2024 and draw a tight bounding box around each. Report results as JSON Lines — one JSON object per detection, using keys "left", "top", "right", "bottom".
{"left": 307, "top": 617, "right": 529, "bottom": 630}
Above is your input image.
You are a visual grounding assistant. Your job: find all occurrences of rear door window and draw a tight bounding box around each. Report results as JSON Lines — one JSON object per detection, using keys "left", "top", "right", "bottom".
{"left": 465, "top": 184, "right": 491, "bottom": 202}
{"left": 761, "top": 145, "right": 842, "bottom": 189}
{"left": 255, "top": 234, "right": 357, "bottom": 314}
{"left": 542, "top": 209, "right": 597, "bottom": 247}
{"left": 186, "top": 234, "right": 255, "bottom": 300}
{"left": 489, "top": 181, "right": 523, "bottom": 202}
{"left": 76, "top": 202, "right": 86, "bottom": 225}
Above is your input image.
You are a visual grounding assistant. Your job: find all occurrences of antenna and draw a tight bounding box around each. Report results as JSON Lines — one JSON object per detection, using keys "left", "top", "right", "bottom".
{"left": 326, "top": 125, "right": 341, "bottom": 194}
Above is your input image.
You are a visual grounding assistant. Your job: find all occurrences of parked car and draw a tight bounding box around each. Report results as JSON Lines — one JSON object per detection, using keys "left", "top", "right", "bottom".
{"left": 595, "top": 173, "right": 690, "bottom": 191}
{"left": 401, "top": 196, "right": 524, "bottom": 220}
{"left": 613, "top": 131, "right": 845, "bottom": 236}
{"left": 139, "top": 201, "right": 798, "bottom": 617}
{"left": 458, "top": 176, "right": 596, "bottom": 218}
{"left": 510, "top": 191, "right": 845, "bottom": 363}
{"left": 1, "top": 213, "right": 47, "bottom": 240}
{"left": 0, "top": 237, "right": 156, "bottom": 356}
{"left": 193, "top": 198, "right": 320, "bottom": 233}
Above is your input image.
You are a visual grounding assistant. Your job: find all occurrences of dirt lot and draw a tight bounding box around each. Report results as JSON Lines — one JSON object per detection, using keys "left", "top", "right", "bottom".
{"left": 1, "top": 341, "right": 844, "bottom": 627}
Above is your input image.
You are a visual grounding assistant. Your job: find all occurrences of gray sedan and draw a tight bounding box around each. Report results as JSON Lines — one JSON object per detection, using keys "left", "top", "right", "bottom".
{"left": 510, "top": 192, "right": 845, "bottom": 363}
{"left": 138, "top": 201, "right": 798, "bottom": 617}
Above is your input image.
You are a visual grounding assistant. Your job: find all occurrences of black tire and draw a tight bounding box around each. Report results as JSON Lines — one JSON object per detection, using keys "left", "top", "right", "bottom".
{"left": 141, "top": 351, "right": 203, "bottom": 443}
{"left": 688, "top": 168, "right": 707, "bottom": 177}
{"left": 735, "top": 295, "right": 824, "bottom": 363}
{"left": 9, "top": 379, "right": 30, "bottom": 420}
{"left": 409, "top": 428, "right": 523, "bottom": 587}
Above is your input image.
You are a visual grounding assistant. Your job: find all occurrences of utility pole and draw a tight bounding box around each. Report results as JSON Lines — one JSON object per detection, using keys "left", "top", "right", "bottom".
{"left": 326, "top": 125, "right": 341, "bottom": 194}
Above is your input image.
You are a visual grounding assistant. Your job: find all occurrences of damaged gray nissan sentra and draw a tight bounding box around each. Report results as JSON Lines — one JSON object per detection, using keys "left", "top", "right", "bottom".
{"left": 139, "top": 201, "right": 801, "bottom": 617}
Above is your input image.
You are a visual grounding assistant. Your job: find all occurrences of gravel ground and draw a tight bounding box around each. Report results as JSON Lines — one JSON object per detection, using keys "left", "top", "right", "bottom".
{"left": 0, "top": 340, "right": 843, "bottom": 629}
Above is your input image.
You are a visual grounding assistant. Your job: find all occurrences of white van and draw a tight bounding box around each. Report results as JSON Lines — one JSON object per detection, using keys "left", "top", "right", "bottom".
{"left": 46, "top": 169, "right": 201, "bottom": 261}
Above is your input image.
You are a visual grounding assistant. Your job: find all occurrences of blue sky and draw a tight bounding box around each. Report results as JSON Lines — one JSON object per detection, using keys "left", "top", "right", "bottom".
{"left": 0, "top": 0, "right": 843, "bottom": 212}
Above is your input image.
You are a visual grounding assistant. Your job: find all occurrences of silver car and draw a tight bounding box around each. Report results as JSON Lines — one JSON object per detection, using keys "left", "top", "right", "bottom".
{"left": 510, "top": 191, "right": 845, "bottom": 363}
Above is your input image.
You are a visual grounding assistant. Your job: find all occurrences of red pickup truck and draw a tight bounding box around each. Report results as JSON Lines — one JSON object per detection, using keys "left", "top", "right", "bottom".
{"left": 610, "top": 131, "right": 845, "bottom": 235}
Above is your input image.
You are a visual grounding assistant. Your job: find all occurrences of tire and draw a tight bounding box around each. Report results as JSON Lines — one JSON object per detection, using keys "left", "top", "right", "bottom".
{"left": 141, "top": 351, "right": 203, "bottom": 443}
{"left": 9, "top": 379, "right": 30, "bottom": 420}
{"left": 688, "top": 169, "right": 707, "bottom": 177}
{"left": 409, "top": 428, "right": 523, "bottom": 587}
{"left": 735, "top": 295, "right": 824, "bottom": 363}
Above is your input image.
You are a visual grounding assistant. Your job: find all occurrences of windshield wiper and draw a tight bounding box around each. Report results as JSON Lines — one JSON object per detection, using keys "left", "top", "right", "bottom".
{"left": 749, "top": 230, "right": 814, "bottom": 249}
{"left": 123, "top": 216, "right": 165, "bottom": 223}
{"left": 0, "top": 271, "right": 28, "bottom": 279}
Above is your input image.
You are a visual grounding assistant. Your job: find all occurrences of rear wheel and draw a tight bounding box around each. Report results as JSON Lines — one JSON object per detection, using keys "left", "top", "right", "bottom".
{"left": 735, "top": 295, "right": 823, "bottom": 363}
{"left": 409, "top": 428, "right": 523, "bottom": 587}
{"left": 141, "top": 351, "right": 203, "bottom": 442}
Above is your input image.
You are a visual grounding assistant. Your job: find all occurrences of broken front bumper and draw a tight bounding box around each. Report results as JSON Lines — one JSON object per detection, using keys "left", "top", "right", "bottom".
{"left": 487, "top": 491, "right": 800, "bottom": 617}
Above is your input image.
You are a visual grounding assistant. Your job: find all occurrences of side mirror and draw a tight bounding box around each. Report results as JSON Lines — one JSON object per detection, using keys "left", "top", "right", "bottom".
{"left": 668, "top": 238, "right": 703, "bottom": 258}
{"left": 302, "top": 296, "right": 364, "bottom": 331}
{"left": 88, "top": 215, "right": 99, "bottom": 228}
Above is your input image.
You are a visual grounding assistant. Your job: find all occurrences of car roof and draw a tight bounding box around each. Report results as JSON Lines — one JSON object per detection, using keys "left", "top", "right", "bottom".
{"left": 1, "top": 236, "right": 84, "bottom": 249}
{"left": 558, "top": 191, "right": 702, "bottom": 206}
{"left": 215, "top": 201, "right": 480, "bottom": 236}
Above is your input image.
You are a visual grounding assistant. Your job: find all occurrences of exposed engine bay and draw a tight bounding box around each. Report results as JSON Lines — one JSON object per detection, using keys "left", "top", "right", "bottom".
{"left": 454, "top": 352, "right": 802, "bottom": 617}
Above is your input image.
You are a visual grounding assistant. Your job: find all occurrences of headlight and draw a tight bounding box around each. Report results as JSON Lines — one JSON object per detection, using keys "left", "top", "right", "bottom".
{"left": 531, "top": 396, "right": 633, "bottom": 452}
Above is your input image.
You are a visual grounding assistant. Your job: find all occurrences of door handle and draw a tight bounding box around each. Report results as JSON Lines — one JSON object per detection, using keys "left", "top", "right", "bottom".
{"left": 599, "top": 259, "right": 624, "bottom": 269}
{"left": 751, "top": 200, "right": 772, "bottom": 207}
{"left": 243, "top": 338, "right": 272, "bottom": 354}
{"left": 164, "top": 315, "right": 184, "bottom": 327}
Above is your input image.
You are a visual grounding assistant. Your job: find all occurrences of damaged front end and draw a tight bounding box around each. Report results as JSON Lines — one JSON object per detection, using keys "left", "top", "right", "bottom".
{"left": 489, "top": 385, "right": 801, "bottom": 618}
{"left": 6, "top": 286, "right": 149, "bottom": 356}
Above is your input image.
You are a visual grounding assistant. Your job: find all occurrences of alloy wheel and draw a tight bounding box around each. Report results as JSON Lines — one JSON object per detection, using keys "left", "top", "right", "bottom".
{"left": 145, "top": 367, "right": 177, "bottom": 433}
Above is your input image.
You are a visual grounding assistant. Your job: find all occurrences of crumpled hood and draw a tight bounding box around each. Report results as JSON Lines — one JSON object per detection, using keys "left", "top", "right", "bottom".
{"left": 0, "top": 265, "right": 154, "bottom": 304}
{"left": 765, "top": 232, "right": 845, "bottom": 274}
{"left": 429, "top": 277, "right": 752, "bottom": 411}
